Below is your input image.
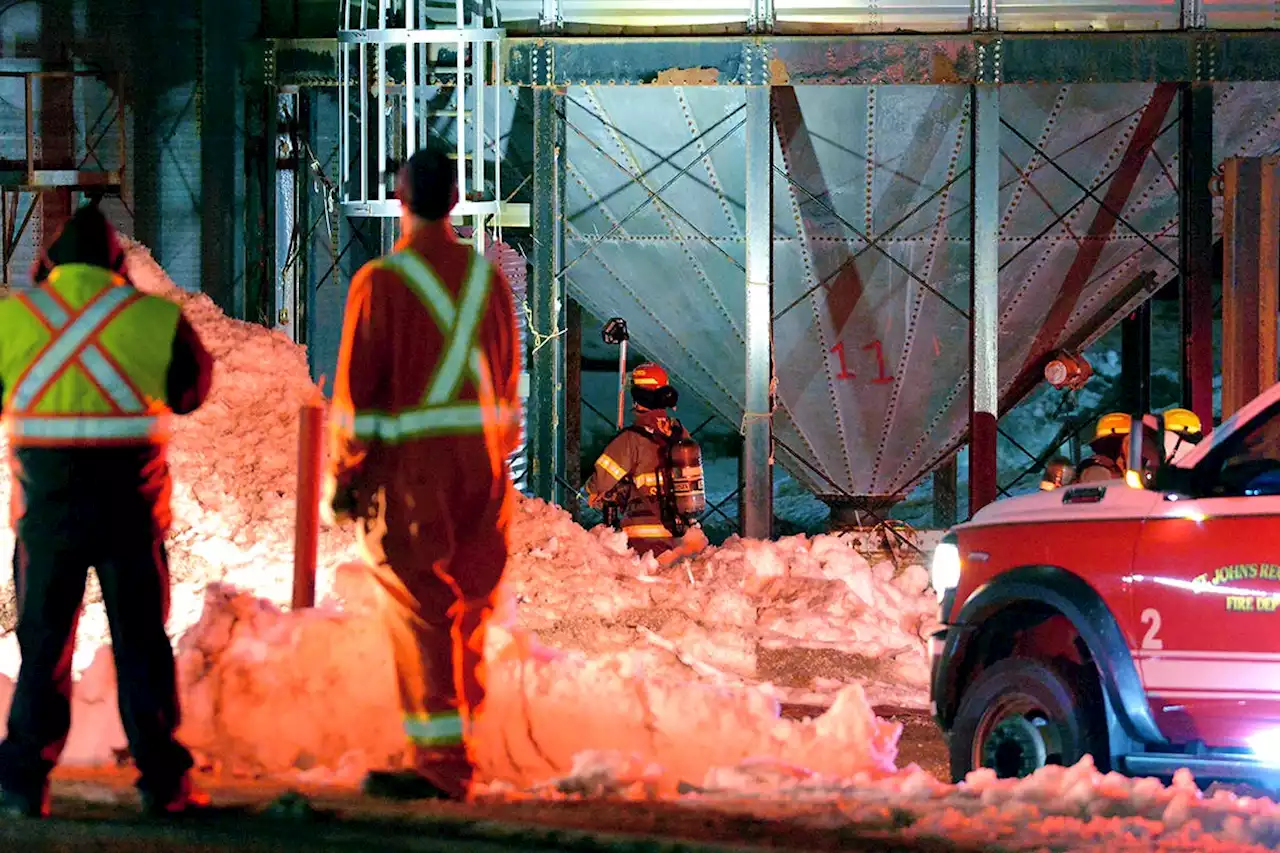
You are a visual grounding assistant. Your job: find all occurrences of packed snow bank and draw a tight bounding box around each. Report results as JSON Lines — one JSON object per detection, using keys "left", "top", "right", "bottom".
{"left": 167, "top": 580, "right": 899, "bottom": 790}
{"left": 503, "top": 498, "right": 939, "bottom": 711}
{"left": 681, "top": 757, "right": 1280, "bottom": 852}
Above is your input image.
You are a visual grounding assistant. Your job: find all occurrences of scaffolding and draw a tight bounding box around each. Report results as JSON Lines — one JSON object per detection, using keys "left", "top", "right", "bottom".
{"left": 337, "top": 0, "right": 519, "bottom": 253}
{"left": 0, "top": 69, "right": 126, "bottom": 285}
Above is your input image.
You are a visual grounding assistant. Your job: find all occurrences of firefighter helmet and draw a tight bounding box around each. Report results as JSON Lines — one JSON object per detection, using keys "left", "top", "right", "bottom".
{"left": 632, "top": 363, "right": 669, "bottom": 390}
{"left": 632, "top": 363, "right": 678, "bottom": 410}
{"left": 1094, "top": 412, "right": 1132, "bottom": 439}
{"left": 1162, "top": 407, "right": 1203, "bottom": 438}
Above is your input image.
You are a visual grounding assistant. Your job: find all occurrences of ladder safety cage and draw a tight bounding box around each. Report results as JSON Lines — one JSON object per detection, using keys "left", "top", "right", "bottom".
{"left": 338, "top": 0, "right": 504, "bottom": 252}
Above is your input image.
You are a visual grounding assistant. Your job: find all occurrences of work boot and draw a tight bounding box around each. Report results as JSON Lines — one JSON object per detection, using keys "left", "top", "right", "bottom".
{"left": 363, "top": 748, "right": 473, "bottom": 802}
{"left": 0, "top": 781, "right": 50, "bottom": 819}
{"left": 140, "top": 773, "right": 212, "bottom": 817}
{"left": 362, "top": 770, "right": 458, "bottom": 801}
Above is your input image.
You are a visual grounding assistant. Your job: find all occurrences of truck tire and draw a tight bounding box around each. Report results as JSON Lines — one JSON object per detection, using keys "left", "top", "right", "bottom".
{"left": 949, "top": 656, "right": 1107, "bottom": 784}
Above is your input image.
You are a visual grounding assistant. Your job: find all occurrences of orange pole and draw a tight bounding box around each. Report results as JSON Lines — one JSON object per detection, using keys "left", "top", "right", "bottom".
{"left": 293, "top": 399, "right": 325, "bottom": 610}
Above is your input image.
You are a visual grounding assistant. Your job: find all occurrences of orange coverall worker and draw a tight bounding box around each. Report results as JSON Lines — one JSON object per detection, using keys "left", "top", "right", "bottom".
{"left": 327, "top": 223, "right": 521, "bottom": 799}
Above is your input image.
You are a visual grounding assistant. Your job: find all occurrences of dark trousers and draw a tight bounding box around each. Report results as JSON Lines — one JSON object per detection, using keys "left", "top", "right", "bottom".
{"left": 0, "top": 507, "right": 192, "bottom": 795}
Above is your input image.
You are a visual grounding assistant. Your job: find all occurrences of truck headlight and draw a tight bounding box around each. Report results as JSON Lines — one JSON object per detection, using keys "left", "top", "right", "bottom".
{"left": 930, "top": 541, "right": 961, "bottom": 601}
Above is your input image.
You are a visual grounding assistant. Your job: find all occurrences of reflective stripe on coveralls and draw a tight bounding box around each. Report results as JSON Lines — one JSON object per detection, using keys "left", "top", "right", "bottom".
{"left": 346, "top": 249, "right": 511, "bottom": 442}
{"left": 7, "top": 285, "right": 163, "bottom": 442}
{"left": 403, "top": 709, "right": 464, "bottom": 747}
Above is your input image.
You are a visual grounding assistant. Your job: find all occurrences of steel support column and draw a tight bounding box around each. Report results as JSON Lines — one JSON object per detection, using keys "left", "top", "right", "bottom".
{"left": 934, "top": 455, "right": 958, "bottom": 529}
{"left": 37, "top": 3, "right": 74, "bottom": 244}
{"left": 743, "top": 86, "right": 774, "bottom": 540}
{"left": 970, "top": 84, "right": 1000, "bottom": 514}
{"left": 1122, "top": 302, "right": 1152, "bottom": 414}
{"left": 528, "top": 87, "right": 566, "bottom": 503}
{"left": 244, "top": 53, "right": 279, "bottom": 325}
{"left": 1221, "top": 157, "right": 1280, "bottom": 418}
{"left": 1180, "top": 83, "right": 1215, "bottom": 426}
{"left": 565, "top": 298, "right": 583, "bottom": 519}
{"left": 200, "top": 0, "right": 242, "bottom": 315}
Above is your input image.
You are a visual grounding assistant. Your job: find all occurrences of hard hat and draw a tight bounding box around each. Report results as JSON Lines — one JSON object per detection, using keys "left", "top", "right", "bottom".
{"left": 632, "top": 363, "right": 669, "bottom": 390}
{"left": 1162, "top": 407, "right": 1203, "bottom": 438}
{"left": 1094, "top": 412, "right": 1132, "bottom": 440}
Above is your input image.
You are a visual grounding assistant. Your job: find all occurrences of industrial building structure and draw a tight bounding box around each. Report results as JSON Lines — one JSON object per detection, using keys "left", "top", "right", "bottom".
{"left": 3, "top": 0, "right": 1279, "bottom": 541}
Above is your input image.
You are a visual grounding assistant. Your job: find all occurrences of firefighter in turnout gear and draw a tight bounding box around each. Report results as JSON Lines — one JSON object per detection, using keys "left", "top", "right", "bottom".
{"left": 0, "top": 204, "right": 213, "bottom": 818}
{"left": 585, "top": 363, "right": 709, "bottom": 563}
{"left": 1074, "top": 412, "right": 1130, "bottom": 484}
{"left": 325, "top": 144, "right": 521, "bottom": 802}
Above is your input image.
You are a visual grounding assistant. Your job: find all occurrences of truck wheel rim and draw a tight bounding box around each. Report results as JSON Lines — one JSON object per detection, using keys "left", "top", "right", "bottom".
{"left": 973, "top": 696, "right": 1060, "bottom": 779}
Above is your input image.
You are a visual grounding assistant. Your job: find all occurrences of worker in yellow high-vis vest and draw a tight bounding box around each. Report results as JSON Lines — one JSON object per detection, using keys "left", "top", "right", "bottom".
{"left": 325, "top": 145, "right": 522, "bottom": 801}
{"left": 0, "top": 204, "right": 213, "bottom": 819}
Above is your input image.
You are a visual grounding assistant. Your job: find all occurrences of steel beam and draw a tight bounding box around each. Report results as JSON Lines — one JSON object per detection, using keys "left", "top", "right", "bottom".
{"left": 1221, "top": 157, "right": 1280, "bottom": 419}
{"left": 528, "top": 87, "right": 567, "bottom": 504}
{"left": 502, "top": 32, "right": 1280, "bottom": 87}
{"left": 742, "top": 86, "right": 774, "bottom": 540}
{"left": 1179, "top": 83, "right": 1215, "bottom": 427}
{"left": 565, "top": 298, "right": 583, "bottom": 520}
{"left": 1004, "top": 84, "right": 1177, "bottom": 412}
{"left": 270, "top": 32, "right": 1280, "bottom": 88}
{"left": 1121, "top": 301, "right": 1152, "bottom": 415}
{"left": 934, "top": 455, "right": 958, "bottom": 529}
{"left": 200, "top": 0, "right": 242, "bottom": 315}
{"left": 243, "top": 62, "right": 279, "bottom": 325}
{"left": 969, "top": 84, "right": 999, "bottom": 515}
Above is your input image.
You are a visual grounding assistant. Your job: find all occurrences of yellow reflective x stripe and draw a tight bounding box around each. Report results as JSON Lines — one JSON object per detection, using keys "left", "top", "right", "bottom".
{"left": 633, "top": 472, "right": 658, "bottom": 488}
{"left": 13, "top": 286, "right": 139, "bottom": 412}
{"left": 595, "top": 454, "right": 626, "bottom": 481}
{"left": 426, "top": 254, "right": 490, "bottom": 405}
{"left": 24, "top": 290, "right": 144, "bottom": 413}
{"left": 403, "top": 711, "right": 464, "bottom": 746}
{"left": 380, "top": 250, "right": 486, "bottom": 395}
{"left": 379, "top": 252, "right": 455, "bottom": 333}
{"left": 624, "top": 524, "right": 673, "bottom": 539}
{"left": 351, "top": 250, "right": 502, "bottom": 442}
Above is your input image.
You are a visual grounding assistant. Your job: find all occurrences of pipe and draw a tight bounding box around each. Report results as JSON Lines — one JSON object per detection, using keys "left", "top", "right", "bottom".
{"left": 293, "top": 399, "right": 325, "bottom": 609}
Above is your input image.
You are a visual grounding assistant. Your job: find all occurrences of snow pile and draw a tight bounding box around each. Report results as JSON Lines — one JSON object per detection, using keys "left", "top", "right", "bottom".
{"left": 682, "top": 757, "right": 1280, "bottom": 851}
{"left": 123, "top": 242, "right": 360, "bottom": 611}
{"left": 164, "top": 579, "right": 900, "bottom": 790}
{"left": 0, "top": 242, "right": 361, "bottom": 673}
{"left": 502, "top": 498, "right": 939, "bottom": 710}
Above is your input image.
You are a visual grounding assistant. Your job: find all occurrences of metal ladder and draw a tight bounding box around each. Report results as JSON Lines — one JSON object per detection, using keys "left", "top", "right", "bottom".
{"left": 337, "top": 0, "right": 503, "bottom": 252}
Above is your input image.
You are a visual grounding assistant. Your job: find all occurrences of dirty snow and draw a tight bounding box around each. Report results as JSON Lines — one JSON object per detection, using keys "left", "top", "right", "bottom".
{"left": 2, "top": 240, "right": 1279, "bottom": 850}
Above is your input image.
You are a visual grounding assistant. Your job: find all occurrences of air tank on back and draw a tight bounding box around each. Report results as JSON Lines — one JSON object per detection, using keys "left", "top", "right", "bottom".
{"left": 669, "top": 437, "right": 706, "bottom": 520}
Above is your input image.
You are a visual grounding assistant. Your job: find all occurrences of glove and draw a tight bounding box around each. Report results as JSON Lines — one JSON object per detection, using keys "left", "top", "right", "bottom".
{"left": 587, "top": 491, "right": 604, "bottom": 510}
{"left": 321, "top": 474, "right": 359, "bottom": 526}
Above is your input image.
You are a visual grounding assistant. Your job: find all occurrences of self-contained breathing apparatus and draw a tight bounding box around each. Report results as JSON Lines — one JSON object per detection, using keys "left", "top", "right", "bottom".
{"left": 601, "top": 425, "right": 707, "bottom": 537}
{"left": 656, "top": 430, "right": 706, "bottom": 536}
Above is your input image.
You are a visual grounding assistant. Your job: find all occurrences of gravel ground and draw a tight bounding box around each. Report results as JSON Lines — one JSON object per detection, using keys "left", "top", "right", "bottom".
{"left": 27, "top": 729, "right": 971, "bottom": 853}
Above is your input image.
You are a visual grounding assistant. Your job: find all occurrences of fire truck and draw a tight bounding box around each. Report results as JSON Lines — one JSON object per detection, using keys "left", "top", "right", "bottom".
{"left": 930, "top": 385, "right": 1280, "bottom": 789}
